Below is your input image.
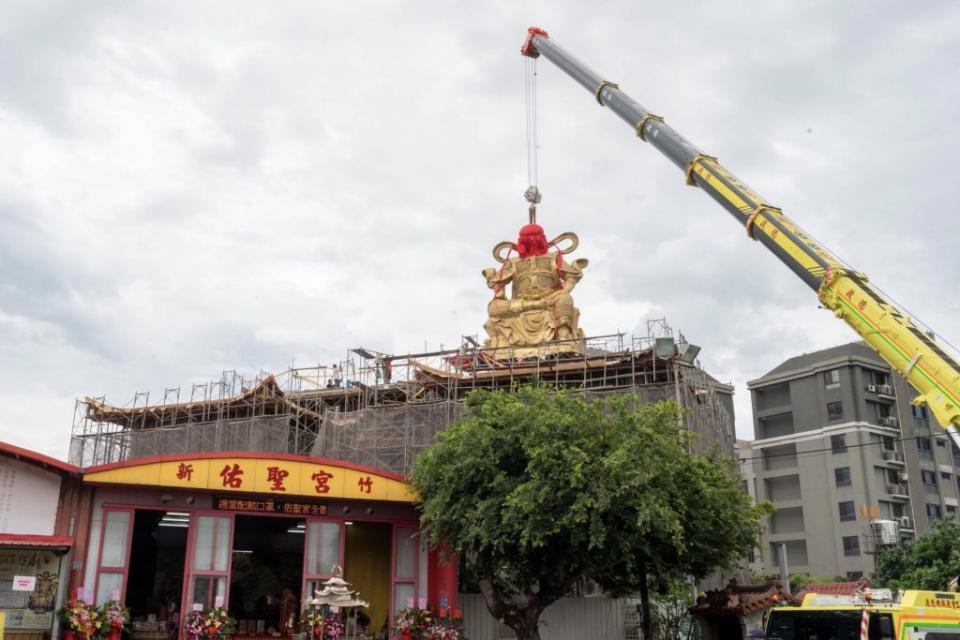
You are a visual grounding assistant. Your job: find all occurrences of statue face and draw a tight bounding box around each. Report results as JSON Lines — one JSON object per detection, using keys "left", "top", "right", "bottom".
{"left": 517, "top": 224, "right": 548, "bottom": 258}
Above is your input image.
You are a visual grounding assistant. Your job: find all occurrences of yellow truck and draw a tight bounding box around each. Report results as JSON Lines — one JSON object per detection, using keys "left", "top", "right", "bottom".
{"left": 764, "top": 589, "right": 960, "bottom": 639}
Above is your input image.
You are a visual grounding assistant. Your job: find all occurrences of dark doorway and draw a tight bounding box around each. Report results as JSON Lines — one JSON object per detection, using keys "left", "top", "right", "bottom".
{"left": 229, "top": 516, "right": 305, "bottom": 637}
{"left": 125, "top": 510, "right": 188, "bottom": 627}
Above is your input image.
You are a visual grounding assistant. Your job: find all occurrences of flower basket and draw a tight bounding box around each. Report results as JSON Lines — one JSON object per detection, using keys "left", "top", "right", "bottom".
{"left": 393, "top": 607, "right": 464, "bottom": 640}
{"left": 186, "top": 607, "right": 235, "bottom": 640}
{"left": 102, "top": 599, "right": 129, "bottom": 640}
{"left": 59, "top": 599, "right": 103, "bottom": 640}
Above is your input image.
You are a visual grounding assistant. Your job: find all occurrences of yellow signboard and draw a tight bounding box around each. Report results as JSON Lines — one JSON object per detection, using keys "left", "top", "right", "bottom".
{"left": 84, "top": 456, "right": 416, "bottom": 503}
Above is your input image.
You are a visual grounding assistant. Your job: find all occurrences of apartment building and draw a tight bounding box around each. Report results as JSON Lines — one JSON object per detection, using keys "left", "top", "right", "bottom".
{"left": 743, "top": 342, "right": 960, "bottom": 580}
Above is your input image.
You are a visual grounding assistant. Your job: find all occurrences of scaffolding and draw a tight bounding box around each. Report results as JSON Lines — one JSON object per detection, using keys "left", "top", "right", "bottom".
{"left": 69, "top": 322, "right": 737, "bottom": 475}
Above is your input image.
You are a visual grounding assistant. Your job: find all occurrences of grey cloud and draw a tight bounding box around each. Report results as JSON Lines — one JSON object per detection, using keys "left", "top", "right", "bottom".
{"left": 1, "top": 1, "right": 958, "bottom": 454}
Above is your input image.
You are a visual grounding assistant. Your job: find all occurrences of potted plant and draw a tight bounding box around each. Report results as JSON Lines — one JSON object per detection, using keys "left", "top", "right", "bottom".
{"left": 102, "top": 600, "right": 129, "bottom": 640}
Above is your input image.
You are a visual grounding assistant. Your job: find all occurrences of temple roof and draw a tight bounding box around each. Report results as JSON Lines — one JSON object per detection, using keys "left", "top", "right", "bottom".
{"left": 794, "top": 578, "right": 872, "bottom": 601}
{"left": 691, "top": 578, "right": 796, "bottom": 616}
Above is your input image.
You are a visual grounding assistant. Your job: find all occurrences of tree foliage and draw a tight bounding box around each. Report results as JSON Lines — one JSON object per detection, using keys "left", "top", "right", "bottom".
{"left": 876, "top": 518, "right": 960, "bottom": 590}
{"left": 410, "top": 385, "right": 768, "bottom": 640}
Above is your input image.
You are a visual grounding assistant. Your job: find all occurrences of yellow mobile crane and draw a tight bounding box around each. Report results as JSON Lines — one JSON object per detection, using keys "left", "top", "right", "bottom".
{"left": 521, "top": 27, "right": 960, "bottom": 446}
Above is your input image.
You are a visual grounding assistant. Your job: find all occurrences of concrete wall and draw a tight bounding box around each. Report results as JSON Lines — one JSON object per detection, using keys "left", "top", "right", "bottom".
{"left": 0, "top": 457, "right": 61, "bottom": 535}
{"left": 459, "top": 594, "right": 631, "bottom": 640}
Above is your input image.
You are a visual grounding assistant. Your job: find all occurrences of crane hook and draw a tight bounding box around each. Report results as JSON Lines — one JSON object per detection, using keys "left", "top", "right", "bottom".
{"left": 524, "top": 185, "right": 542, "bottom": 224}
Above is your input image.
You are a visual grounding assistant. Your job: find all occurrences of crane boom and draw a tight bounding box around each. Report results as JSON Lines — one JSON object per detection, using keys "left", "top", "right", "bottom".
{"left": 521, "top": 27, "right": 960, "bottom": 446}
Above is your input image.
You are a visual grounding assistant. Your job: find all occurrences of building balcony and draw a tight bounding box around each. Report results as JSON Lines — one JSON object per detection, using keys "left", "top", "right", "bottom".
{"left": 881, "top": 450, "right": 905, "bottom": 465}
{"left": 887, "top": 483, "right": 910, "bottom": 499}
{"left": 877, "top": 384, "right": 896, "bottom": 399}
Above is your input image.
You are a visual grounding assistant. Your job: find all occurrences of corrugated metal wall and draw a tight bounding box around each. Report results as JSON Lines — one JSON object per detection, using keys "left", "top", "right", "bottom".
{"left": 459, "top": 594, "right": 633, "bottom": 640}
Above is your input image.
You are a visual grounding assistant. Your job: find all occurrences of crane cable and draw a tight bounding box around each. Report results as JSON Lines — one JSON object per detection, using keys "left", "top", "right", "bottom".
{"left": 524, "top": 55, "right": 542, "bottom": 223}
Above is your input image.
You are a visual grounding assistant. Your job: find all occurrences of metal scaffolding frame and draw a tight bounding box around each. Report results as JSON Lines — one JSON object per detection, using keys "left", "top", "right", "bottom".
{"left": 70, "top": 321, "right": 736, "bottom": 474}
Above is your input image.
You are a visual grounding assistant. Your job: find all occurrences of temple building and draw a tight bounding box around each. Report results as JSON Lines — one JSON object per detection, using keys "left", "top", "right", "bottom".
{"left": 54, "top": 223, "right": 737, "bottom": 639}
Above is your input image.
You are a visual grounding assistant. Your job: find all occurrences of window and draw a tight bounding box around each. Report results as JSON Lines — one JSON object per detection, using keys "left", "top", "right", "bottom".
{"left": 918, "top": 438, "right": 934, "bottom": 460}
{"left": 868, "top": 612, "right": 895, "bottom": 640}
{"left": 96, "top": 510, "right": 132, "bottom": 605}
{"left": 943, "top": 471, "right": 952, "bottom": 481}
{"left": 876, "top": 403, "right": 892, "bottom": 419}
{"left": 891, "top": 502, "right": 905, "bottom": 518}
{"left": 846, "top": 571, "right": 863, "bottom": 581}
{"left": 831, "top": 434, "right": 847, "bottom": 453}
{"left": 824, "top": 369, "right": 840, "bottom": 387}
{"left": 922, "top": 470, "right": 937, "bottom": 486}
{"left": 835, "top": 467, "right": 852, "bottom": 487}
{"left": 882, "top": 436, "right": 895, "bottom": 451}
{"left": 938, "top": 439, "right": 947, "bottom": 448}
{"left": 392, "top": 525, "right": 418, "bottom": 616}
{"left": 827, "top": 401, "right": 844, "bottom": 421}
{"left": 838, "top": 501, "right": 856, "bottom": 522}
{"left": 842, "top": 535, "right": 860, "bottom": 556}
{"left": 928, "top": 503, "right": 943, "bottom": 521}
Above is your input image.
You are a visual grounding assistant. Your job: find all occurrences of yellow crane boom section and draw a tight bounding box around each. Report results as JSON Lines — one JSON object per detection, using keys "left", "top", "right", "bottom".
{"left": 522, "top": 28, "right": 960, "bottom": 442}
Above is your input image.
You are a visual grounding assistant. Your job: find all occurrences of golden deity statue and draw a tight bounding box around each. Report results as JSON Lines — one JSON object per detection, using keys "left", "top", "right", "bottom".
{"left": 482, "top": 223, "right": 588, "bottom": 358}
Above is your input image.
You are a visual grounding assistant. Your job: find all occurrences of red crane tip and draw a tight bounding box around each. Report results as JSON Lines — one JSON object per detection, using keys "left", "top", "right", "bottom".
{"left": 521, "top": 27, "right": 549, "bottom": 57}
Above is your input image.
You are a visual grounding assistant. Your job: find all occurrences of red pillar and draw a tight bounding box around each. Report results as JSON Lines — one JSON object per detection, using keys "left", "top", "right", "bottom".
{"left": 427, "top": 545, "right": 458, "bottom": 613}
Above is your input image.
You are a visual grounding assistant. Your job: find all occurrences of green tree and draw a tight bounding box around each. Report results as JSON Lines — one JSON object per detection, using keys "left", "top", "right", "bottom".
{"left": 410, "top": 385, "right": 768, "bottom": 640}
{"left": 648, "top": 579, "right": 701, "bottom": 640}
{"left": 876, "top": 518, "right": 960, "bottom": 590}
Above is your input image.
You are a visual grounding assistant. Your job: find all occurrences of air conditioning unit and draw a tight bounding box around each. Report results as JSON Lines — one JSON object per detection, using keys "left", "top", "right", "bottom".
{"left": 887, "top": 483, "right": 909, "bottom": 496}
{"left": 898, "top": 472, "right": 909, "bottom": 482}
{"left": 880, "top": 416, "right": 899, "bottom": 427}
{"left": 898, "top": 516, "right": 913, "bottom": 529}
{"left": 879, "top": 384, "right": 894, "bottom": 395}
{"left": 867, "top": 384, "right": 877, "bottom": 393}
{"left": 883, "top": 450, "right": 902, "bottom": 462}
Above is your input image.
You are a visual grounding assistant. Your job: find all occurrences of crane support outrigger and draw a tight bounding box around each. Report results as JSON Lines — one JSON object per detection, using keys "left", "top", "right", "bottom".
{"left": 521, "top": 27, "right": 960, "bottom": 445}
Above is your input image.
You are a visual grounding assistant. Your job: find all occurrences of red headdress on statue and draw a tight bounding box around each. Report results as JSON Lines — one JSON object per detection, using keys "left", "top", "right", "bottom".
{"left": 516, "top": 224, "right": 549, "bottom": 258}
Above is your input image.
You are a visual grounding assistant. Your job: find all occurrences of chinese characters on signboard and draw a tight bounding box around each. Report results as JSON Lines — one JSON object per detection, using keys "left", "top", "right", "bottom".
{"left": 213, "top": 497, "right": 327, "bottom": 516}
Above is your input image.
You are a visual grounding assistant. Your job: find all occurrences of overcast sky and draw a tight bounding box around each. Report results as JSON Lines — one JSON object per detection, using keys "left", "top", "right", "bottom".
{"left": 2, "top": 1, "right": 959, "bottom": 458}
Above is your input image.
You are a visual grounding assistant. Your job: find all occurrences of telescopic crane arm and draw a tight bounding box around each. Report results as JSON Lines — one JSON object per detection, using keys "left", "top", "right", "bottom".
{"left": 521, "top": 27, "right": 960, "bottom": 446}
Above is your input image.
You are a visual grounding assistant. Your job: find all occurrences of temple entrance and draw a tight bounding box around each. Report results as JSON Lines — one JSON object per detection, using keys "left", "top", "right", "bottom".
{"left": 125, "top": 510, "right": 188, "bottom": 631}
{"left": 229, "top": 516, "right": 305, "bottom": 637}
{"left": 344, "top": 522, "right": 391, "bottom": 638}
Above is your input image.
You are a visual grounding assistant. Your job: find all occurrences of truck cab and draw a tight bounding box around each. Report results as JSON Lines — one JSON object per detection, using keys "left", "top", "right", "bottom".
{"left": 765, "top": 590, "right": 960, "bottom": 640}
